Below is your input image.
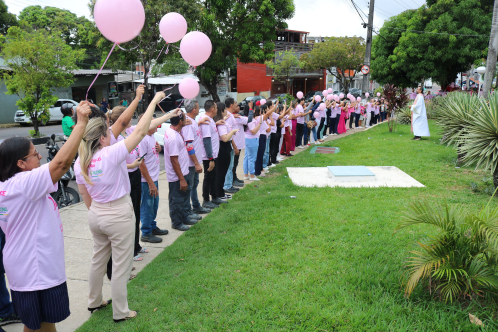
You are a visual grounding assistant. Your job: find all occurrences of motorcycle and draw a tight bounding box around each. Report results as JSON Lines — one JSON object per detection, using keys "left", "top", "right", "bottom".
{"left": 46, "top": 134, "right": 80, "bottom": 208}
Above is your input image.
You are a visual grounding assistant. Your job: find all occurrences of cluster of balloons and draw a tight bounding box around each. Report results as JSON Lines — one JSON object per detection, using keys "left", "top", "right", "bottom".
{"left": 94, "top": 0, "right": 213, "bottom": 100}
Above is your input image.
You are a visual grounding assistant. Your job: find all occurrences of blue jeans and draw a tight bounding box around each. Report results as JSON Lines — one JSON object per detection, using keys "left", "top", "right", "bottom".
{"left": 223, "top": 149, "right": 235, "bottom": 190}
{"left": 263, "top": 136, "right": 270, "bottom": 168}
{"left": 243, "top": 138, "right": 259, "bottom": 175}
{"left": 140, "top": 181, "right": 159, "bottom": 236}
{"left": 0, "top": 229, "right": 14, "bottom": 318}
{"left": 311, "top": 126, "right": 317, "bottom": 141}
{"left": 187, "top": 166, "right": 201, "bottom": 210}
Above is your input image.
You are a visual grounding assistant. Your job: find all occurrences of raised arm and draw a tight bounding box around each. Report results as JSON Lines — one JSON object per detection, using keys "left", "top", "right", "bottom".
{"left": 111, "top": 85, "right": 145, "bottom": 139}
{"left": 149, "top": 108, "right": 182, "bottom": 129}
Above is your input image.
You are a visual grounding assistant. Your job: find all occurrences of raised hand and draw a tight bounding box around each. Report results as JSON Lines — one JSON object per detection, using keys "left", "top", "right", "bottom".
{"left": 198, "top": 117, "right": 211, "bottom": 125}
{"left": 76, "top": 101, "right": 92, "bottom": 125}
{"left": 215, "top": 120, "right": 226, "bottom": 126}
{"left": 135, "top": 85, "right": 145, "bottom": 100}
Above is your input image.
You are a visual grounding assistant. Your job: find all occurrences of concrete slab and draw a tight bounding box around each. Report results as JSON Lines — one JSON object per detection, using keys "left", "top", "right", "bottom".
{"left": 327, "top": 166, "right": 376, "bottom": 182}
{"left": 287, "top": 166, "right": 425, "bottom": 188}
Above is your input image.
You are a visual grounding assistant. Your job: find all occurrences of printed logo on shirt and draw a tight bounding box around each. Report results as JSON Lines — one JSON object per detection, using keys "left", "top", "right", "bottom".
{"left": 196, "top": 129, "right": 202, "bottom": 138}
{"left": 0, "top": 191, "right": 6, "bottom": 196}
{"left": 91, "top": 169, "right": 103, "bottom": 177}
{"left": 0, "top": 207, "right": 8, "bottom": 222}
{"left": 48, "top": 196, "right": 61, "bottom": 220}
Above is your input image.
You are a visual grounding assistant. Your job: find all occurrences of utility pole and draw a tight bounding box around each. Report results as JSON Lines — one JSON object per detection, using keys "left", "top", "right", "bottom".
{"left": 483, "top": 0, "right": 498, "bottom": 97}
{"left": 362, "top": 0, "right": 375, "bottom": 97}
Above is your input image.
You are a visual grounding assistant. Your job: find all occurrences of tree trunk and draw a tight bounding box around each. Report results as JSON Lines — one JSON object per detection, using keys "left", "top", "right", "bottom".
{"left": 204, "top": 81, "right": 220, "bottom": 102}
{"left": 484, "top": 0, "right": 498, "bottom": 97}
{"left": 33, "top": 118, "right": 40, "bottom": 137}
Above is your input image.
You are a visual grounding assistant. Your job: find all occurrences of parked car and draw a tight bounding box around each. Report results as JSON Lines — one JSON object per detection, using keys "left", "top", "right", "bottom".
{"left": 14, "top": 99, "right": 79, "bottom": 126}
{"left": 238, "top": 96, "right": 263, "bottom": 112}
{"left": 267, "top": 94, "right": 287, "bottom": 103}
{"left": 424, "top": 79, "right": 433, "bottom": 89}
{"left": 154, "top": 108, "right": 206, "bottom": 146}
{"left": 349, "top": 88, "right": 362, "bottom": 98}
{"left": 332, "top": 90, "right": 342, "bottom": 95}
{"left": 305, "top": 91, "right": 323, "bottom": 102}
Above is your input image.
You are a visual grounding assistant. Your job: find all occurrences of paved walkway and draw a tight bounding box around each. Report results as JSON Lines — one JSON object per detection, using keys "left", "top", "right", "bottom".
{"left": 5, "top": 124, "right": 374, "bottom": 331}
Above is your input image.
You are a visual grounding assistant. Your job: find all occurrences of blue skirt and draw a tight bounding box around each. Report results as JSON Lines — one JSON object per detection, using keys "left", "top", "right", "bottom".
{"left": 11, "top": 281, "right": 70, "bottom": 330}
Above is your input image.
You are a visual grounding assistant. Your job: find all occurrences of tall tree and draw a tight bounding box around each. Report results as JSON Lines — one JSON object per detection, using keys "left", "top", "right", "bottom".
{"left": 18, "top": 6, "right": 100, "bottom": 68}
{"left": 1, "top": 27, "right": 85, "bottom": 136}
{"left": 300, "top": 37, "right": 365, "bottom": 94}
{"left": 265, "top": 49, "right": 300, "bottom": 93}
{"left": 483, "top": 0, "right": 498, "bottom": 97}
{"left": 0, "top": 0, "right": 17, "bottom": 35}
{"left": 196, "top": 0, "right": 294, "bottom": 102}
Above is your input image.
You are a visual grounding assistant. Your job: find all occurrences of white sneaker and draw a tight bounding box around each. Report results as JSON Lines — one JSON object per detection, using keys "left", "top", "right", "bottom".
{"left": 243, "top": 176, "right": 249, "bottom": 180}
{"left": 249, "top": 176, "right": 260, "bottom": 181}
{"left": 297, "top": 146, "right": 304, "bottom": 149}
{"left": 357, "top": 126, "right": 363, "bottom": 128}
{"left": 269, "top": 164, "right": 276, "bottom": 168}
{"left": 277, "top": 157, "right": 284, "bottom": 161}
{"left": 315, "top": 141, "right": 321, "bottom": 144}
{"left": 263, "top": 167, "right": 269, "bottom": 171}
{"left": 323, "top": 136, "right": 328, "bottom": 139}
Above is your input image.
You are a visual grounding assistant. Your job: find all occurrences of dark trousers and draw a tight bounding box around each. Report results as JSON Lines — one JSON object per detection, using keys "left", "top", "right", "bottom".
{"left": 255, "top": 134, "right": 267, "bottom": 175}
{"left": 202, "top": 159, "right": 217, "bottom": 202}
{"left": 355, "top": 113, "right": 360, "bottom": 127}
{"left": 169, "top": 177, "right": 191, "bottom": 228}
{"left": 373, "top": 114, "right": 379, "bottom": 125}
{"left": 303, "top": 126, "right": 309, "bottom": 145}
{"left": 332, "top": 117, "right": 339, "bottom": 134}
{"left": 0, "top": 229, "right": 14, "bottom": 318}
{"left": 295, "top": 123, "right": 304, "bottom": 147}
{"left": 369, "top": 112, "right": 374, "bottom": 126}
{"left": 349, "top": 113, "right": 354, "bottom": 129}
{"left": 187, "top": 166, "right": 201, "bottom": 211}
{"left": 317, "top": 118, "right": 325, "bottom": 139}
{"left": 216, "top": 141, "right": 232, "bottom": 197}
{"left": 270, "top": 132, "right": 280, "bottom": 163}
{"left": 233, "top": 153, "right": 240, "bottom": 181}
{"left": 380, "top": 111, "right": 386, "bottom": 121}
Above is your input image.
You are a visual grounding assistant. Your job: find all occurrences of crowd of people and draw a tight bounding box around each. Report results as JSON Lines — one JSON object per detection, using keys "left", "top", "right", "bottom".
{"left": 0, "top": 86, "right": 396, "bottom": 330}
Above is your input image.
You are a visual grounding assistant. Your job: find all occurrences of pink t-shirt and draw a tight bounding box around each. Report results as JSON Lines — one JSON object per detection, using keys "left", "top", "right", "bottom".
{"left": 111, "top": 126, "right": 140, "bottom": 173}
{"left": 374, "top": 106, "right": 380, "bottom": 115}
{"left": 224, "top": 113, "right": 237, "bottom": 142}
{"left": 245, "top": 117, "right": 261, "bottom": 139}
{"left": 139, "top": 134, "right": 160, "bottom": 182}
{"left": 233, "top": 114, "right": 248, "bottom": 149}
{"left": 199, "top": 115, "right": 219, "bottom": 161}
{"left": 0, "top": 163, "right": 65, "bottom": 291}
{"left": 75, "top": 140, "right": 131, "bottom": 203}
{"left": 217, "top": 123, "right": 230, "bottom": 140}
{"left": 163, "top": 127, "right": 189, "bottom": 182}
{"left": 181, "top": 115, "right": 204, "bottom": 167}
{"left": 295, "top": 105, "right": 305, "bottom": 124}
{"left": 259, "top": 120, "right": 269, "bottom": 136}
{"left": 355, "top": 105, "right": 361, "bottom": 114}
{"left": 271, "top": 113, "right": 279, "bottom": 133}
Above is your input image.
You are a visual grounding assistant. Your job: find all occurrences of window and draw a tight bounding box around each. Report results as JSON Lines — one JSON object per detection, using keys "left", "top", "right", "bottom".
{"left": 53, "top": 101, "right": 62, "bottom": 108}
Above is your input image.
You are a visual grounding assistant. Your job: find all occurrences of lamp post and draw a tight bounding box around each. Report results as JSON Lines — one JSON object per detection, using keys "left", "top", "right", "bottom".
{"left": 476, "top": 66, "right": 486, "bottom": 97}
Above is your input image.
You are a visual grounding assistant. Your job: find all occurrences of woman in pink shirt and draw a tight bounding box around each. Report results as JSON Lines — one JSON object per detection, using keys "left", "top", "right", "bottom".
{"left": 0, "top": 102, "right": 92, "bottom": 331}
{"left": 77, "top": 92, "right": 165, "bottom": 323}
{"left": 337, "top": 101, "right": 348, "bottom": 134}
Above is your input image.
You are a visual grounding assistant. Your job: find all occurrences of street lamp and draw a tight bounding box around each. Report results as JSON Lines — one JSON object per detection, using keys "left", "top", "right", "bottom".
{"left": 476, "top": 66, "right": 486, "bottom": 96}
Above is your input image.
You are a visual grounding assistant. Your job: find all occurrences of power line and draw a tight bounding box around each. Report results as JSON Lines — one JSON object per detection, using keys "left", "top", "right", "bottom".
{"left": 350, "top": 0, "right": 366, "bottom": 24}
{"left": 376, "top": 26, "right": 489, "bottom": 37}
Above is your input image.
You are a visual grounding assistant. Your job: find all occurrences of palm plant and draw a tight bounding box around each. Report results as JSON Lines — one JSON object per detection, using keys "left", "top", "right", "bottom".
{"left": 396, "top": 107, "right": 412, "bottom": 125}
{"left": 460, "top": 93, "right": 498, "bottom": 188}
{"left": 395, "top": 199, "right": 498, "bottom": 303}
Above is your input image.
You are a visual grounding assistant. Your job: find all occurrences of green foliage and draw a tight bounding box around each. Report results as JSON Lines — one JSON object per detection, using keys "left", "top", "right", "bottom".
{"left": 265, "top": 50, "right": 300, "bottom": 93}
{"left": 1, "top": 27, "right": 85, "bottom": 136}
{"left": 151, "top": 56, "right": 189, "bottom": 76}
{"left": 372, "top": 0, "right": 493, "bottom": 88}
{"left": 374, "top": 86, "right": 383, "bottom": 95}
{"left": 396, "top": 200, "right": 498, "bottom": 303}
{"left": 19, "top": 5, "right": 99, "bottom": 68}
{"left": 397, "top": 107, "right": 412, "bottom": 125}
{"left": 301, "top": 36, "right": 365, "bottom": 94}
{"left": 0, "top": 0, "right": 17, "bottom": 35}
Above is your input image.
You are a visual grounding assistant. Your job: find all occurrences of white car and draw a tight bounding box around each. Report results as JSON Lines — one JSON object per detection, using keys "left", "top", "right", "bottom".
{"left": 14, "top": 99, "right": 79, "bottom": 126}
{"left": 154, "top": 108, "right": 206, "bottom": 146}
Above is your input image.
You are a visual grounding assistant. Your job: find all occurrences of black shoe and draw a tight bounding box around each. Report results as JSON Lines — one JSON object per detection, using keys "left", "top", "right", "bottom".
{"left": 220, "top": 194, "right": 232, "bottom": 200}
{"left": 212, "top": 197, "right": 228, "bottom": 204}
{"left": 172, "top": 224, "right": 190, "bottom": 231}
{"left": 141, "top": 234, "right": 163, "bottom": 243}
{"left": 184, "top": 218, "right": 198, "bottom": 225}
{"left": 412, "top": 136, "right": 421, "bottom": 140}
{"left": 152, "top": 227, "right": 169, "bottom": 236}
{"left": 193, "top": 206, "right": 211, "bottom": 214}
{"left": 225, "top": 187, "right": 239, "bottom": 194}
{"left": 203, "top": 201, "right": 218, "bottom": 209}
{"left": 232, "top": 181, "right": 244, "bottom": 187}
{"left": 274, "top": 161, "right": 280, "bottom": 164}
{"left": 0, "top": 313, "right": 21, "bottom": 326}
{"left": 188, "top": 212, "right": 202, "bottom": 220}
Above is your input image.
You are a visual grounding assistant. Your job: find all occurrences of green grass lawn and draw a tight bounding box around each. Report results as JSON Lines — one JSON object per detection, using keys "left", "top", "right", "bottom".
{"left": 78, "top": 121, "right": 498, "bottom": 331}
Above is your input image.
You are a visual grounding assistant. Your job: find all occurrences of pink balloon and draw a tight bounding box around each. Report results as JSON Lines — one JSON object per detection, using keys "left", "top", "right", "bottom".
{"left": 160, "top": 12, "right": 187, "bottom": 43}
{"left": 260, "top": 99, "right": 266, "bottom": 105}
{"left": 313, "top": 112, "right": 320, "bottom": 119}
{"left": 328, "top": 88, "right": 333, "bottom": 94}
{"left": 326, "top": 94, "right": 334, "bottom": 101}
{"left": 296, "top": 91, "right": 304, "bottom": 99}
{"left": 365, "top": 93, "right": 370, "bottom": 98}
{"left": 357, "top": 97, "right": 361, "bottom": 102}
{"left": 179, "top": 77, "right": 200, "bottom": 99}
{"left": 94, "top": 0, "right": 145, "bottom": 44}
{"left": 339, "top": 93, "right": 344, "bottom": 99}
{"left": 180, "top": 31, "right": 212, "bottom": 67}
{"left": 334, "top": 95, "right": 340, "bottom": 101}
{"left": 323, "top": 90, "right": 329, "bottom": 97}
{"left": 315, "top": 95, "right": 322, "bottom": 102}
{"left": 377, "top": 92, "right": 381, "bottom": 97}
{"left": 319, "top": 103, "right": 326, "bottom": 111}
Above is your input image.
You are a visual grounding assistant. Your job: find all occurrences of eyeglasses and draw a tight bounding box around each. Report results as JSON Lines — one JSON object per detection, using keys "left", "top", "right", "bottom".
{"left": 21, "top": 149, "right": 40, "bottom": 160}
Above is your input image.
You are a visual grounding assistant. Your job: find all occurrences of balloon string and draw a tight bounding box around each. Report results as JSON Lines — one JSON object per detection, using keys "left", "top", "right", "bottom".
{"left": 144, "top": 43, "right": 169, "bottom": 83}
{"left": 118, "top": 43, "right": 140, "bottom": 51}
{"left": 86, "top": 43, "right": 116, "bottom": 101}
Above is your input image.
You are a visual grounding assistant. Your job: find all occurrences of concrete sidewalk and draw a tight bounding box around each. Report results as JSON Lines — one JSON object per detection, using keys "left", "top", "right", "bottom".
{"left": 5, "top": 124, "right": 371, "bottom": 331}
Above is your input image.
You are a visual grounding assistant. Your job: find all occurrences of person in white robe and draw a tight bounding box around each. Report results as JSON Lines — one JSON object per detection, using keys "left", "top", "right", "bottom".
{"left": 410, "top": 86, "right": 430, "bottom": 140}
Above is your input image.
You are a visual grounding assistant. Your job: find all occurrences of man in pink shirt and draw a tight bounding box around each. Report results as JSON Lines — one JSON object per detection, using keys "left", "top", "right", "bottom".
{"left": 163, "top": 113, "right": 193, "bottom": 232}
{"left": 223, "top": 97, "right": 246, "bottom": 192}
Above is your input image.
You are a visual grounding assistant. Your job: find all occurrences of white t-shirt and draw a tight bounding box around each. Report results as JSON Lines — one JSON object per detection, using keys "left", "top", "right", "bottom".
{"left": 199, "top": 115, "right": 219, "bottom": 160}
{"left": 163, "top": 127, "right": 189, "bottom": 182}
{"left": 75, "top": 140, "right": 131, "bottom": 203}
{"left": 139, "top": 134, "right": 160, "bottom": 182}
{"left": 0, "top": 163, "right": 65, "bottom": 291}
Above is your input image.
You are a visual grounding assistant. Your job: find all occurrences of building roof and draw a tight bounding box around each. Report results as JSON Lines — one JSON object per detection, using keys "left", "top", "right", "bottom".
{"left": 73, "top": 69, "right": 126, "bottom": 76}
{"left": 132, "top": 73, "right": 199, "bottom": 85}
{"left": 283, "top": 29, "right": 310, "bottom": 34}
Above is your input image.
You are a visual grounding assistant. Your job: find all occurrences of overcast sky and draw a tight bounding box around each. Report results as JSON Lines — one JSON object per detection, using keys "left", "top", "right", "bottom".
{"left": 5, "top": 0, "right": 427, "bottom": 39}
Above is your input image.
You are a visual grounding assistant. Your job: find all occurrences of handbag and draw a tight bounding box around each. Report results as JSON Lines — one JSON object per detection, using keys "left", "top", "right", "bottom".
{"left": 307, "top": 120, "right": 316, "bottom": 129}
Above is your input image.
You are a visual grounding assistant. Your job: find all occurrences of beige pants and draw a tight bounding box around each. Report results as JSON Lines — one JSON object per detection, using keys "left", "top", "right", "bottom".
{"left": 88, "top": 195, "right": 134, "bottom": 320}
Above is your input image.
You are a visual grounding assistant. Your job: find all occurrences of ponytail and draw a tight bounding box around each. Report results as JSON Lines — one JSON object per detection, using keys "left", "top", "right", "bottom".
{"left": 78, "top": 118, "right": 108, "bottom": 185}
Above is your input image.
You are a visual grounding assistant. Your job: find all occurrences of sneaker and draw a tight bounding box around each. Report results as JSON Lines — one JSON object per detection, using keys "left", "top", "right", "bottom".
{"left": 172, "top": 224, "right": 190, "bottom": 231}
{"left": 141, "top": 234, "right": 163, "bottom": 243}
{"left": 202, "top": 201, "right": 218, "bottom": 209}
{"left": 263, "top": 167, "right": 269, "bottom": 171}
{"left": 0, "top": 313, "right": 21, "bottom": 326}
{"left": 225, "top": 187, "right": 239, "bottom": 194}
{"left": 297, "top": 146, "right": 304, "bottom": 149}
{"left": 184, "top": 218, "right": 198, "bottom": 226}
{"left": 249, "top": 176, "right": 260, "bottom": 181}
{"left": 232, "top": 181, "right": 244, "bottom": 187}
{"left": 323, "top": 136, "right": 328, "bottom": 139}
{"left": 188, "top": 212, "right": 202, "bottom": 220}
{"left": 307, "top": 144, "right": 311, "bottom": 146}
{"left": 357, "top": 126, "right": 363, "bottom": 128}
{"left": 152, "top": 227, "right": 169, "bottom": 236}
{"left": 220, "top": 194, "right": 232, "bottom": 200}
{"left": 277, "top": 157, "right": 284, "bottom": 161}
{"left": 274, "top": 161, "right": 280, "bottom": 164}
{"left": 285, "top": 154, "right": 294, "bottom": 157}
{"left": 269, "top": 164, "right": 276, "bottom": 168}
{"left": 243, "top": 176, "right": 250, "bottom": 180}
{"left": 193, "top": 206, "right": 211, "bottom": 214}
{"left": 212, "top": 197, "right": 228, "bottom": 204}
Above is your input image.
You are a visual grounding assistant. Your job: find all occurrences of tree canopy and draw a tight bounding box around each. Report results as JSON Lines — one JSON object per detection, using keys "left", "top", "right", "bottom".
{"left": 0, "top": 0, "right": 17, "bottom": 35}
{"left": 371, "top": 0, "right": 493, "bottom": 88}
{"left": 300, "top": 36, "right": 365, "bottom": 94}
{"left": 265, "top": 49, "right": 300, "bottom": 93}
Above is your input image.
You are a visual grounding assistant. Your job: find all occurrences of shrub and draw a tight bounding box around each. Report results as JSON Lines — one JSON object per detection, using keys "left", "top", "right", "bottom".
{"left": 396, "top": 200, "right": 498, "bottom": 303}
{"left": 396, "top": 107, "right": 411, "bottom": 125}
